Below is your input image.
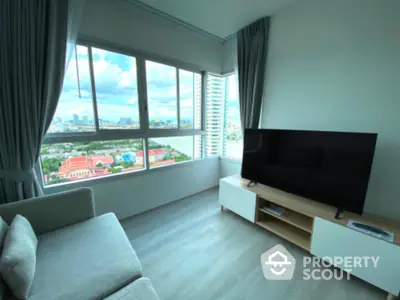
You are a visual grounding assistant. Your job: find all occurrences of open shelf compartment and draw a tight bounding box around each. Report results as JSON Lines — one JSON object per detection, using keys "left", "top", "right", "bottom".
{"left": 256, "top": 197, "right": 312, "bottom": 251}
{"left": 257, "top": 197, "right": 314, "bottom": 233}
{"left": 257, "top": 218, "right": 311, "bottom": 251}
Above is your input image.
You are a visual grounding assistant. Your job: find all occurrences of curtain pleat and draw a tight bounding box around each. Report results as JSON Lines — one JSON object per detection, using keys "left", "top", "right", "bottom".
{"left": 0, "top": 0, "right": 69, "bottom": 203}
{"left": 237, "top": 17, "right": 270, "bottom": 130}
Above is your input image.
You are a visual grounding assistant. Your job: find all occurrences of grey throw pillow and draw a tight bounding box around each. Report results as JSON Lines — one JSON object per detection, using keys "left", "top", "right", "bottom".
{"left": 0, "top": 215, "right": 38, "bottom": 299}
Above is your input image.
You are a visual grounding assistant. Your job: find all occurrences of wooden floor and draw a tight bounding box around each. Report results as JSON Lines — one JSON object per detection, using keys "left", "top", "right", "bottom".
{"left": 122, "top": 188, "right": 386, "bottom": 300}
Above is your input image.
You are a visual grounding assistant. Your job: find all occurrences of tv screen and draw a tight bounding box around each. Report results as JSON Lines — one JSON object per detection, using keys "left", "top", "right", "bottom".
{"left": 241, "top": 129, "right": 377, "bottom": 215}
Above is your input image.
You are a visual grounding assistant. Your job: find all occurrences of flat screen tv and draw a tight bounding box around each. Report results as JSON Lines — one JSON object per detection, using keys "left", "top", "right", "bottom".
{"left": 241, "top": 129, "right": 377, "bottom": 215}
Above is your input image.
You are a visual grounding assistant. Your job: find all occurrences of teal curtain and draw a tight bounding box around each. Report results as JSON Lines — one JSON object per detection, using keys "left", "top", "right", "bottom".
{"left": 237, "top": 17, "right": 270, "bottom": 130}
{"left": 0, "top": 0, "right": 69, "bottom": 203}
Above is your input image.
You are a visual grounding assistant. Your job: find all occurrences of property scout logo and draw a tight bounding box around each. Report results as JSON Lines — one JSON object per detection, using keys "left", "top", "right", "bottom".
{"left": 261, "top": 244, "right": 380, "bottom": 281}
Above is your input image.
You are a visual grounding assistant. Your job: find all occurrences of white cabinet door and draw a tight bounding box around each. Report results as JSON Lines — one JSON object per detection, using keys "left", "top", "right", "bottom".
{"left": 219, "top": 176, "right": 256, "bottom": 222}
{"left": 311, "top": 217, "right": 400, "bottom": 295}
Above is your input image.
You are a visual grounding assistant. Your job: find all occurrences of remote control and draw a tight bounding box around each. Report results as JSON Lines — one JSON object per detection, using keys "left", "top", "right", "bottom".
{"left": 352, "top": 222, "right": 389, "bottom": 236}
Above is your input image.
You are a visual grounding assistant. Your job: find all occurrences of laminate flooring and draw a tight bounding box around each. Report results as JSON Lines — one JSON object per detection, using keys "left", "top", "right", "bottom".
{"left": 122, "top": 188, "right": 386, "bottom": 300}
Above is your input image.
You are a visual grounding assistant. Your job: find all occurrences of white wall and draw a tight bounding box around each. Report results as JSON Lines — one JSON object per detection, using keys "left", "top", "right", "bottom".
{"left": 219, "top": 158, "right": 241, "bottom": 179}
{"left": 261, "top": 0, "right": 400, "bottom": 220}
{"left": 222, "top": 36, "right": 237, "bottom": 74}
{"left": 45, "top": 158, "right": 219, "bottom": 220}
{"left": 79, "top": 0, "right": 224, "bottom": 73}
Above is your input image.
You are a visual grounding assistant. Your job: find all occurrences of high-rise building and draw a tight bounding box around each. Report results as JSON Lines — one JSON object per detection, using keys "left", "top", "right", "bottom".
{"left": 119, "top": 117, "right": 127, "bottom": 126}
{"left": 205, "top": 75, "right": 226, "bottom": 157}
{"left": 194, "top": 73, "right": 202, "bottom": 130}
{"left": 82, "top": 115, "right": 88, "bottom": 125}
{"left": 73, "top": 114, "right": 79, "bottom": 125}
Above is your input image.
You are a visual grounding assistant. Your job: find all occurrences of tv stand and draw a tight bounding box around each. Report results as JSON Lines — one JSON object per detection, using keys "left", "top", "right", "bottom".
{"left": 219, "top": 175, "right": 400, "bottom": 299}
{"left": 334, "top": 208, "right": 345, "bottom": 219}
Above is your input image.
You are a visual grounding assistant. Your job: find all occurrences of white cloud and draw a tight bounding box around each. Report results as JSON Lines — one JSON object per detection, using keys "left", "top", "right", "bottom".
{"left": 146, "top": 61, "right": 176, "bottom": 82}
{"left": 147, "top": 84, "right": 176, "bottom": 100}
{"left": 126, "top": 97, "right": 137, "bottom": 104}
{"left": 97, "top": 103, "right": 139, "bottom": 119}
{"left": 118, "top": 63, "right": 137, "bottom": 88}
{"left": 180, "top": 98, "right": 193, "bottom": 109}
{"left": 228, "top": 74, "right": 238, "bottom": 100}
{"left": 54, "top": 99, "right": 94, "bottom": 120}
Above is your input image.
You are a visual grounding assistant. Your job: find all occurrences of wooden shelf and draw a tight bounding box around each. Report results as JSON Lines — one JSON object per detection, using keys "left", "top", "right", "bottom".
{"left": 257, "top": 219, "right": 311, "bottom": 251}
{"left": 259, "top": 207, "right": 313, "bottom": 233}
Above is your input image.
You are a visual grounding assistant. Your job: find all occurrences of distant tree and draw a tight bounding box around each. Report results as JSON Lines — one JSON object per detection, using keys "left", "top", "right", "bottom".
{"left": 41, "top": 158, "right": 64, "bottom": 174}
{"left": 48, "top": 178, "right": 69, "bottom": 185}
{"left": 96, "top": 162, "right": 104, "bottom": 168}
{"left": 110, "top": 168, "right": 122, "bottom": 174}
{"left": 175, "top": 153, "right": 190, "bottom": 163}
{"left": 120, "top": 161, "right": 134, "bottom": 168}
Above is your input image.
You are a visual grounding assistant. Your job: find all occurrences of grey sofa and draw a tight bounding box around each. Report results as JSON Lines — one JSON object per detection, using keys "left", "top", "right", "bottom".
{"left": 0, "top": 188, "right": 159, "bottom": 300}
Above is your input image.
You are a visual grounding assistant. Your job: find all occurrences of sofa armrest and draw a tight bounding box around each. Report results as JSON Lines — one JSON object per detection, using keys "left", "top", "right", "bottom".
{"left": 0, "top": 188, "right": 95, "bottom": 235}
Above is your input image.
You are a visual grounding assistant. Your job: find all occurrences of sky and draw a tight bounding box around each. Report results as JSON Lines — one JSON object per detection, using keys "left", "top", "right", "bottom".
{"left": 53, "top": 45, "right": 200, "bottom": 125}
{"left": 226, "top": 74, "right": 240, "bottom": 122}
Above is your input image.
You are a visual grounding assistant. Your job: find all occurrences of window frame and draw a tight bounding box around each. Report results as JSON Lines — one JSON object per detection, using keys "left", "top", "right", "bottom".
{"left": 41, "top": 38, "right": 207, "bottom": 187}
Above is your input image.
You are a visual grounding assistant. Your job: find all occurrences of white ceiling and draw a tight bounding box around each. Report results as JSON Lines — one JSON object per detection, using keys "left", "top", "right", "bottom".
{"left": 135, "top": 0, "right": 298, "bottom": 39}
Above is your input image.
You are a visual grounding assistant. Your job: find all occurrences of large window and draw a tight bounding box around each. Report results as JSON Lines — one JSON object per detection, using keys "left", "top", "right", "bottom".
{"left": 42, "top": 44, "right": 205, "bottom": 186}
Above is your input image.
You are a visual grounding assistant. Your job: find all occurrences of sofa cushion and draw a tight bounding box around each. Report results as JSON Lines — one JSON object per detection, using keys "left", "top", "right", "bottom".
{"left": 104, "top": 278, "right": 159, "bottom": 300}
{"left": 0, "top": 217, "right": 9, "bottom": 300}
{"left": 0, "top": 215, "right": 37, "bottom": 299}
{"left": 27, "top": 213, "right": 142, "bottom": 300}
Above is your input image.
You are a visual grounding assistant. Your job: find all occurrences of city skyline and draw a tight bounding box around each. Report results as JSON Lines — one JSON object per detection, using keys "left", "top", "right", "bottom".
{"left": 52, "top": 113, "right": 197, "bottom": 125}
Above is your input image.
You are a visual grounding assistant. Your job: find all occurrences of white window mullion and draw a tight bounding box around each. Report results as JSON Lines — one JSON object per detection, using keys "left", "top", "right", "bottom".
{"left": 137, "top": 58, "right": 150, "bottom": 169}
{"left": 87, "top": 46, "right": 100, "bottom": 132}
{"left": 176, "top": 68, "right": 180, "bottom": 129}
{"left": 137, "top": 58, "right": 149, "bottom": 132}
{"left": 202, "top": 72, "right": 207, "bottom": 157}
{"left": 144, "top": 137, "right": 150, "bottom": 170}
{"left": 222, "top": 75, "right": 229, "bottom": 157}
